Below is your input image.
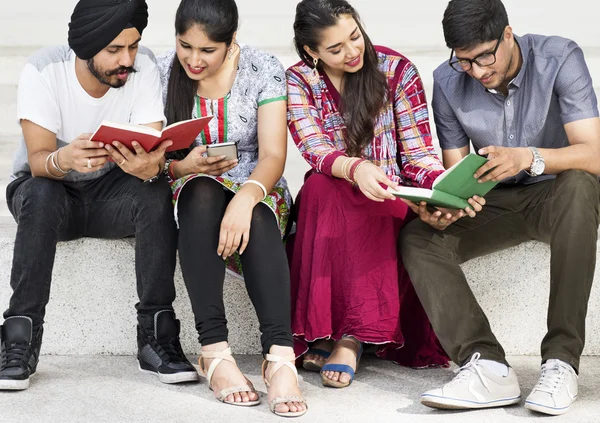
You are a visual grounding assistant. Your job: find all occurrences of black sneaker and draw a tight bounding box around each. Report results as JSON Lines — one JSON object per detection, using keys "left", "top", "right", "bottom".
{"left": 137, "top": 310, "right": 199, "bottom": 384}
{"left": 0, "top": 316, "right": 43, "bottom": 390}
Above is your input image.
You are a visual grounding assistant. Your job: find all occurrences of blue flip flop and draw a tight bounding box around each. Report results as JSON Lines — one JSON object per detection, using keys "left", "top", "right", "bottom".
{"left": 320, "top": 340, "right": 363, "bottom": 388}
{"left": 303, "top": 348, "right": 331, "bottom": 372}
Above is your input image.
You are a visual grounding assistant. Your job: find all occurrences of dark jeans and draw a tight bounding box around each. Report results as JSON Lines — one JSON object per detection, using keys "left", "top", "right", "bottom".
{"left": 4, "top": 168, "right": 177, "bottom": 327}
{"left": 177, "top": 177, "right": 293, "bottom": 355}
{"left": 399, "top": 170, "right": 600, "bottom": 372}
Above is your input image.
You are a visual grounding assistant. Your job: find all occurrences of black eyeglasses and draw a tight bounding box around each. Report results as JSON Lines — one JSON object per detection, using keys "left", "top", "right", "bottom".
{"left": 448, "top": 31, "right": 504, "bottom": 73}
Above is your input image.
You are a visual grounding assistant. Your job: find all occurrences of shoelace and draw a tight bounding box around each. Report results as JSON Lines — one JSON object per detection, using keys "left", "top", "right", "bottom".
{"left": 0, "top": 343, "right": 28, "bottom": 370}
{"left": 533, "top": 361, "right": 570, "bottom": 395}
{"left": 447, "top": 352, "right": 490, "bottom": 391}
{"left": 150, "top": 337, "right": 186, "bottom": 364}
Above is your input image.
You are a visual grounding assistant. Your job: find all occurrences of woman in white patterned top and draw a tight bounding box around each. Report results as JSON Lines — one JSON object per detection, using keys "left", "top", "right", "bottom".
{"left": 156, "top": 0, "right": 306, "bottom": 417}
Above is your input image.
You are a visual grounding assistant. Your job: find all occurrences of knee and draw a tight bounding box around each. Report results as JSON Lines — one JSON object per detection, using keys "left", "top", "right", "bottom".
{"left": 133, "top": 178, "right": 174, "bottom": 222}
{"left": 398, "top": 219, "right": 442, "bottom": 266}
{"left": 250, "top": 203, "right": 278, "bottom": 233}
{"left": 13, "top": 178, "right": 66, "bottom": 222}
{"left": 300, "top": 173, "right": 336, "bottom": 203}
{"left": 554, "top": 170, "right": 600, "bottom": 212}
{"left": 178, "top": 177, "right": 224, "bottom": 215}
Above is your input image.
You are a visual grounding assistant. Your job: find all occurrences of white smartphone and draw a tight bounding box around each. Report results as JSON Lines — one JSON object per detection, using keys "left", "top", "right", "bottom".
{"left": 206, "top": 142, "right": 238, "bottom": 161}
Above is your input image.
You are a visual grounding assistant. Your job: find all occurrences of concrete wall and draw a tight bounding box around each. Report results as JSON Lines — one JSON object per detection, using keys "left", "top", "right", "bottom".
{"left": 1, "top": 0, "right": 599, "bottom": 51}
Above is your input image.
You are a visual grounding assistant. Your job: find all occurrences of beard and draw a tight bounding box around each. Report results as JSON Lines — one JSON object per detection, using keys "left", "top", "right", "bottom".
{"left": 86, "top": 58, "right": 138, "bottom": 88}
{"left": 487, "top": 53, "right": 514, "bottom": 91}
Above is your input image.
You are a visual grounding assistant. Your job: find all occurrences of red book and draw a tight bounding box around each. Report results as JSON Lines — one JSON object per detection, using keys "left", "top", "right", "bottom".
{"left": 90, "top": 116, "right": 213, "bottom": 152}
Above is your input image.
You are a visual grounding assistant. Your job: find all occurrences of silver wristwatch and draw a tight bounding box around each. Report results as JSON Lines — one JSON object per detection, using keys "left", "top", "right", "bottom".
{"left": 525, "top": 147, "right": 545, "bottom": 177}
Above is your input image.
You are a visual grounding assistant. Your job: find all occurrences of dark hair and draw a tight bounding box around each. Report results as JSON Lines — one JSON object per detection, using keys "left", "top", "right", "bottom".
{"left": 165, "top": 0, "right": 238, "bottom": 158}
{"left": 442, "top": 0, "right": 509, "bottom": 50}
{"left": 293, "top": 0, "right": 387, "bottom": 157}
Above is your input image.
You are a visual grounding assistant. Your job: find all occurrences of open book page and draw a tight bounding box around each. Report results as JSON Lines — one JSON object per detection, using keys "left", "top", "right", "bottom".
{"left": 91, "top": 116, "right": 213, "bottom": 153}
{"left": 432, "top": 154, "right": 498, "bottom": 199}
{"left": 389, "top": 186, "right": 468, "bottom": 209}
{"left": 91, "top": 121, "right": 161, "bottom": 138}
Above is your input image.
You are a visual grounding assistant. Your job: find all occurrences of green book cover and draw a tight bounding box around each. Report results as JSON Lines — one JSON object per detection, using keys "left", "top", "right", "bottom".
{"left": 390, "top": 154, "right": 499, "bottom": 209}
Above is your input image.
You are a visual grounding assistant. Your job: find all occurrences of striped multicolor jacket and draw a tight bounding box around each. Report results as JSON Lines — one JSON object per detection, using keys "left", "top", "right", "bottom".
{"left": 286, "top": 46, "right": 445, "bottom": 189}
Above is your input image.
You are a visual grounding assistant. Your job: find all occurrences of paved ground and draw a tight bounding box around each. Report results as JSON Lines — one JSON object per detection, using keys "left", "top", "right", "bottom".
{"left": 1, "top": 355, "right": 599, "bottom": 422}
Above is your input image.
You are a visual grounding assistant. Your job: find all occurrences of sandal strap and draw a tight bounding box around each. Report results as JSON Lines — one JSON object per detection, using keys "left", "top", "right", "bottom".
{"left": 262, "top": 353, "right": 298, "bottom": 385}
{"left": 199, "top": 347, "right": 236, "bottom": 383}
{"left": 201, "top": 347, "right": 234, "bottom": 360}
{"left": 321, "top": 363, "right": 356, "bottom": 380}
{"left": 264, "top": 353, "right": 296, "bottom": 363}
{"left": 270, "top": 396, "right": 307, "bottom": 412}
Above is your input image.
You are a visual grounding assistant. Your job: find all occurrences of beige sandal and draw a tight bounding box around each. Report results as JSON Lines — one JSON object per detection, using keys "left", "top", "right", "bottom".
{"left": 261, "top": 353, "right": 308, "bottom": 418}
{"left": 199, "top": 347, "right": 260, "bottom": 407}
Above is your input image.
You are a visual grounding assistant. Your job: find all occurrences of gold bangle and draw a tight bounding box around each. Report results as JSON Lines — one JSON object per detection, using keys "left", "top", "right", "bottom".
{"left": 341, "top": 158, "right": 355, "bottom": 182}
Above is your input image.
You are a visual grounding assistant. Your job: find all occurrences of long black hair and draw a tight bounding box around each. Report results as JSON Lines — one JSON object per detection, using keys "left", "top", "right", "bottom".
{"left": 165, "top": 0, "right": 238, "bottom": 158}
{"left": 293, "top": 0, "right": 388, "bottom": 157}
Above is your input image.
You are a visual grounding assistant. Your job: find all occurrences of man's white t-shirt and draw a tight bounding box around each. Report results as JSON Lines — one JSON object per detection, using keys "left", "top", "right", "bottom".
{"left": 12, "top": 45, "right": 166, "bottom": 181}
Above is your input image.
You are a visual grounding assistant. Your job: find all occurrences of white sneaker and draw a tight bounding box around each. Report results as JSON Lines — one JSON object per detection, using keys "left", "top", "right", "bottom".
{"left": 420, "top": 353, "right": 521, "bottom": 409}
{"left": 524, "top": 359, "right": 578, "bottom": 416}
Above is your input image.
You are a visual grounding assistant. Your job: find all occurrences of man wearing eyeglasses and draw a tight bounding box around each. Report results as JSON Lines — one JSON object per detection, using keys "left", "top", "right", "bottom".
{"left": 399, "top": 0, "right": 600, "bottom": 416}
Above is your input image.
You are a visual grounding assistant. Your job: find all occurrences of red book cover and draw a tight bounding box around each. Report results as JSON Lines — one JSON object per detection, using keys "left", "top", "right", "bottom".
{"left": 90, "top": 116, "right": 213, "bottom": 152}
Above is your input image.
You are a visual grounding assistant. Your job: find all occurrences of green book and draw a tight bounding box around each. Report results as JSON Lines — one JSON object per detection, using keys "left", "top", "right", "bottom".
{"left": 390, "top": 154, "right": 499, "bottom": 209}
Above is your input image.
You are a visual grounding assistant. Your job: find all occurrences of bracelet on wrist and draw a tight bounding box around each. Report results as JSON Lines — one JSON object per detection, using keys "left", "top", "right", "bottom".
{"left": 53, "top": 148, "right": 71, "bottom": 174}
{"left": 45, "top": 151, "right": 67, "bottom": 179}
{"left": 341, "top": 157, "right": 357, "bottom": 182}
{"left": 351, "top": 160, "right": 369, "bottom": 182}
{"left": 349, "top": 158, "right": 366, "bottom": 181}
{"left": 242, "top": 179, "right": 268, "bottom": 200}
{"left": 163, "top": 159, "right": 179, "bottom": 181}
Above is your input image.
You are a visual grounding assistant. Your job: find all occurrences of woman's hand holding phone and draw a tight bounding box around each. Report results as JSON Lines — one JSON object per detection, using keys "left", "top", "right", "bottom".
{"left": 177, "top": 145, "right": 238, "bottom": 177}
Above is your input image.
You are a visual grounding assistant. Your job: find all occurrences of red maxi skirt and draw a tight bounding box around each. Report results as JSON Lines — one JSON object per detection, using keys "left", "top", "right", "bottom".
{"left": 287, "top": 172, "right": 449, "bottom": 367}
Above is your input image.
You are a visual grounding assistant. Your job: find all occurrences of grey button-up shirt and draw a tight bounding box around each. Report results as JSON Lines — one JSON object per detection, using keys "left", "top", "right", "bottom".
{"left": 432, "top": 34, "right": 599, "bottom": 184}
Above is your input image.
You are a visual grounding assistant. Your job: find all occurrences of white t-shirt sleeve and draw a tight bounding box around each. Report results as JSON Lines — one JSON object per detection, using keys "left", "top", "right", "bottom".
{"left": 17, "top": 63, "right": 61, "bottom": 134}
{"left": 130, "top": 60, "right": 167, "bottom": 128}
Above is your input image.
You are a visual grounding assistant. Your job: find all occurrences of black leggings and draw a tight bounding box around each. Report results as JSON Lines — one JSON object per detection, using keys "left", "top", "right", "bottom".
{"left": 177, "top": 177, "right": 293, "bottom": 354}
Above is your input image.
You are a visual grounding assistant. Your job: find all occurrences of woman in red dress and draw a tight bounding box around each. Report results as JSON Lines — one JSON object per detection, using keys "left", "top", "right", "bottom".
{"left": 286, "top": 0, "right": 453, "bottom": 388}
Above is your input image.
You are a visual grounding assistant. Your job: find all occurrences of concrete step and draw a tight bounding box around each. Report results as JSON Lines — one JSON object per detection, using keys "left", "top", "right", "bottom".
{"left": 1, "top": 216, "right": 600, "bottom": 356}
{"left": 1, "top": 355, "right": 599, "bottom": 422}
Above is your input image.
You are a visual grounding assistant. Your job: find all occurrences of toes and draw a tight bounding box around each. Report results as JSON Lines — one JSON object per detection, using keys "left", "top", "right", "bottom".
{"left": 240, "top": 392, "right": 249, "bottom": 403}
{"left": 233, "top": 392, "right": 242, "bottom": 403}
{"left": 225, "top": 394, "right": 235, "bottom": 403}
{"left": 332, "top": 371, "right": 340, "bottom": 382}
{"left": 248, "top": 391, "right": 259, "bottom": 401}
{"left": 275, "top": 402, "right": 291, "bottom": 414}
{"left": 339, "top": 372, "right": 351, "bottom": 383}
